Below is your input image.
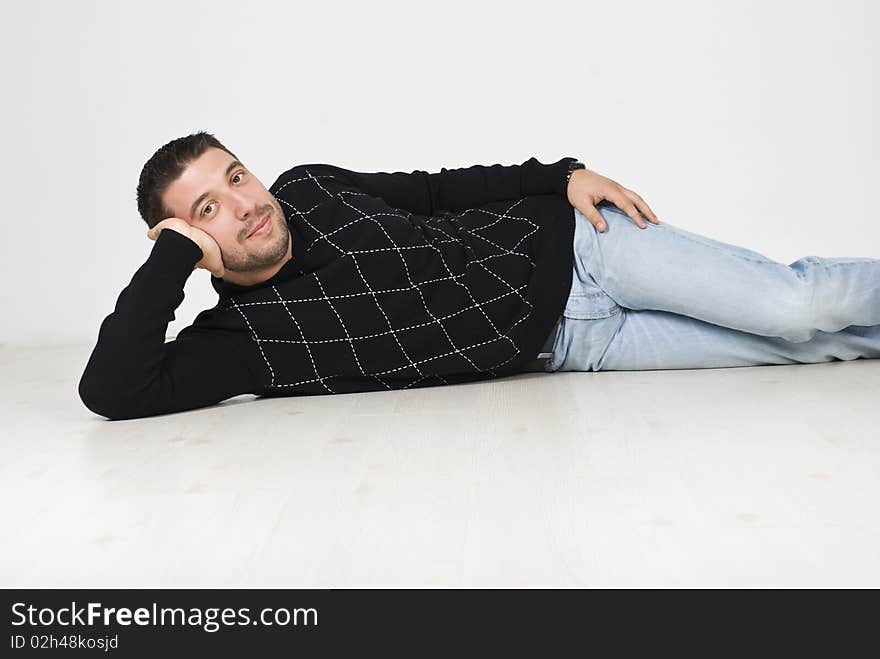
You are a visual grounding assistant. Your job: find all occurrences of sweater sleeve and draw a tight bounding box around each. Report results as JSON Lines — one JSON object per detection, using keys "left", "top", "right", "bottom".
{"left": 78, "top": 229, "right": 261, "bottom": 420}
{"left": 284, "top": 156, "right": 578, "bottom": 214}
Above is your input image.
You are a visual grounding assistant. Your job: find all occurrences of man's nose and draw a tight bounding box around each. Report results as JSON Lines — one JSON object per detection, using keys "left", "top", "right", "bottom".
{"left": 233, "top": 193, "right": 259, "bottom": 220}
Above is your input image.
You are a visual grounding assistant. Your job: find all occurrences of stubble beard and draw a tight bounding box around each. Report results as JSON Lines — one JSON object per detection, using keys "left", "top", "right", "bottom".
{"left": 223, "top": 198, "right": 291, "bottom": 273}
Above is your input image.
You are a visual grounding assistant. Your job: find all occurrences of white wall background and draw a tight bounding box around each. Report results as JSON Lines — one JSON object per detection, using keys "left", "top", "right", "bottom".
{"left": 1, "top": 0, "right": 877, "bottom": 346}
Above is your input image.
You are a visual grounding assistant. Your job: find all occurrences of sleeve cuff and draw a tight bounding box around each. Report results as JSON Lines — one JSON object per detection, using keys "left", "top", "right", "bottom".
{"left": 521, "top": 156, "right": 578, "bottom": 197}
{"left": 149, "top": 227, "right": 204, "bottom": 282}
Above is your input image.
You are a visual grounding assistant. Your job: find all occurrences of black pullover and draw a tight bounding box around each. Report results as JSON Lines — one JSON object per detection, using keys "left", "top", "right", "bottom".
{"left": 79, "top": 156, "right": 578, "bottom": 419}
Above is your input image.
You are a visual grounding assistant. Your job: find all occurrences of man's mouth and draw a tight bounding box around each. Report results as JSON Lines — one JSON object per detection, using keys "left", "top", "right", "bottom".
{"left": 247, "top": 212, "right": 271, "bottom": 238}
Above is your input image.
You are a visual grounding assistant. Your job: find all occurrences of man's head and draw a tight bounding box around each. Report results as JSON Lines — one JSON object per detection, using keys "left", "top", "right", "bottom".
{"left": 136, "top": 131, "right": 290, "bottom": 276}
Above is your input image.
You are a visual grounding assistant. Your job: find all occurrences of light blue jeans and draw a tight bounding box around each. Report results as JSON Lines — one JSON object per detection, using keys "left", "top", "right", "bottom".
{"left": 546, "top": 201, "right": 880, "bottom": 371}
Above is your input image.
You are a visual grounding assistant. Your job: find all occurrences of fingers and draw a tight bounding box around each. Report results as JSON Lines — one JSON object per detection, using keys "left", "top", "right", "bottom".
{"left": 147, "top": 218, "right": 169, "bottom": 240}
{"left": 621, "top": 188, "right": 660, "bottom": 225}
{"left": 612, "top": 191, "right": 647, "bottom": 229}
{"left": 146, "top": 225, "right": 168, "bottom": 241}
{"left": 147, "top": 217, "right": 181, "bottom": 241}
{"left": 581, "top": 205, "right": 608, "bottom": 232}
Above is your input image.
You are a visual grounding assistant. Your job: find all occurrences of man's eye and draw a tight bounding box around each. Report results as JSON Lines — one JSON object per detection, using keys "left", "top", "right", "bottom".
{"left": 200, "top": 172, "right": 245, "bottom": 216}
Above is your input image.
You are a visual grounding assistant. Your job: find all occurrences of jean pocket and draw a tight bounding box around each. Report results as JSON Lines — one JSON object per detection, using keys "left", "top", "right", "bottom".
{"left": 563, "top": 290, "right": 621, "bottom": 320}
{"left": 562, "top": 264, "right": 621, "bottom": 320}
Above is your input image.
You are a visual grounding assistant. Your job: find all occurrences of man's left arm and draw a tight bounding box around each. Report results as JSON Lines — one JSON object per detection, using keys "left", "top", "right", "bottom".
{"left": 290, "top": 156, "right": 578, "bottom": 214}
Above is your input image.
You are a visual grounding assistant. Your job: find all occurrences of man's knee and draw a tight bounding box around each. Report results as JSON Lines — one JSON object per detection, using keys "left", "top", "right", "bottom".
{"left": 771, "top": 296, "right": 818, "bottom": 343}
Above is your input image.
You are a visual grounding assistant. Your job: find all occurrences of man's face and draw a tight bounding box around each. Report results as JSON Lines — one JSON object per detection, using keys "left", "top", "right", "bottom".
{"left": 161, "top": 147, "right": 289, "bottom": 274}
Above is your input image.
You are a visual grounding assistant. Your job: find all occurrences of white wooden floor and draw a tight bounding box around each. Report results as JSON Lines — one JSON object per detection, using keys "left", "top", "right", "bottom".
{"left": 1, "top": 342, "right": 878, "bottom": 588}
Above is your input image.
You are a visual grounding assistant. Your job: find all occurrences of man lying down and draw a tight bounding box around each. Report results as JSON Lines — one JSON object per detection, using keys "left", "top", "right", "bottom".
{"left": 82, "top": 131, "right": 877, "bottom": 421}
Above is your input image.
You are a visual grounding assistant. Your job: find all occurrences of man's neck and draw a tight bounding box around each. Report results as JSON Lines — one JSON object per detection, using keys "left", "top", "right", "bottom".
{"left": 221, "top": 233, "right": 293, "bottom": 287}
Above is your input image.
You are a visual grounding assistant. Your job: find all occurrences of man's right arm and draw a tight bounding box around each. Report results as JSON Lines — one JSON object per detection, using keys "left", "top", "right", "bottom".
{"left": 78, "top": 229, "right": 261, "bottom": 420}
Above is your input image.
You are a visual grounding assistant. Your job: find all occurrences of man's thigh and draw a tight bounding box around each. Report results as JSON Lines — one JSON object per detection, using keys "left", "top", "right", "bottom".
{"left": 577, "top": 204, "right": 811, "bottom": 340}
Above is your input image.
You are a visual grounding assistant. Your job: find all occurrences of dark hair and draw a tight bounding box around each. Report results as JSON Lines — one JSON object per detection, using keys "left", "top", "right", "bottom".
{"left": 136, "top": 131, "right": 239, "bottom": 228}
